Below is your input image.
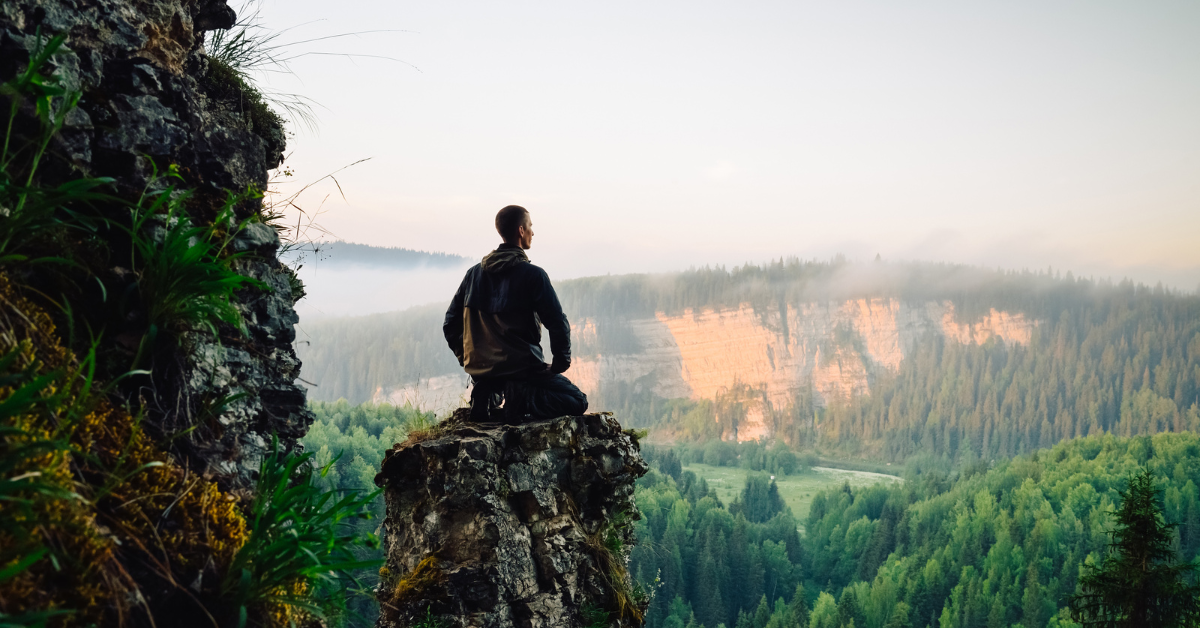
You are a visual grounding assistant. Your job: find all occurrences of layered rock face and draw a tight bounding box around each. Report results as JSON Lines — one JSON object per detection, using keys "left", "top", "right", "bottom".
{"left": 372, "top": 298, "right": 1037, "bottom": 441}
{"left": 569, "top": 298, "right": 1036, "bottom": 440}
{"left": 373, "top": 411, "right": 649, "bottom": 628}
{"left": 0, "top": 0, "right": 309, "bottom": 489}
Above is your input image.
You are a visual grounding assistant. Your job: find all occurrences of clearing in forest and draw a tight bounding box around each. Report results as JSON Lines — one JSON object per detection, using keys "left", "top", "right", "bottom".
{"left": 683, "top": 463, "right": 902, "bottom": 530}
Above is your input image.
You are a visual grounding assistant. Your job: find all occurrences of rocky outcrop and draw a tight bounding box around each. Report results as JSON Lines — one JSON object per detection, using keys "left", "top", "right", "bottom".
{"left": 0, "top": 0, "right": 309, "bottom": 490}
{"left": 373, "top": 411, "right": 649, "bottom": 628}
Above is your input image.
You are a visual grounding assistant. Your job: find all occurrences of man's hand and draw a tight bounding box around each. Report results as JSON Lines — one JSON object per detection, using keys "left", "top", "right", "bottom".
{"left": 550, "top": 356, "right": 570, "bottom": 374}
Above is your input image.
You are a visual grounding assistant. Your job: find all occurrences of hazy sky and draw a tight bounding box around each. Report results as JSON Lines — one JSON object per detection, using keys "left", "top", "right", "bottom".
{"left": 254, "top": 0, "right": 1200, "bottom": 290}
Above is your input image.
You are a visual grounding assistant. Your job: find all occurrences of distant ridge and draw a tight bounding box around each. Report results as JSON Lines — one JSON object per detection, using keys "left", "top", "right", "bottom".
{"left": 282, "top": 241, "right": 470, "bottom": 269}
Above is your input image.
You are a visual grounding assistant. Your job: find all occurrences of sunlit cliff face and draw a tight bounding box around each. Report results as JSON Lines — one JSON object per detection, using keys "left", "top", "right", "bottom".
{"left": 369, "top": 298, "right": 1036, "bottom": 442}
{"left": 568, "top": 299, "right": 1036, "bottom": 441}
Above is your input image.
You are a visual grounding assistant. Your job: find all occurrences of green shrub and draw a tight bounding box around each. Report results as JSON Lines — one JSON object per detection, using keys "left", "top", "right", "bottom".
{"left": 0, "top": 346, "right": 87, "bottom": 627}
{"left": 581, "top": 602, "right": 611, "bottom": 628}
{"left": 0, "top": 32, "right": 114, "bottom": 267}
{"left": 221, "top": 438, "right": 382, "bottom": 627}
{"left": 125, "top": 174, "right": 266, "bottom": 364}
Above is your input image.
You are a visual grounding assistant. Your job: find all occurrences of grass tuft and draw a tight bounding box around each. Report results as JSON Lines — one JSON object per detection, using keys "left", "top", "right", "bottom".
{"left": 584, "top": 509, "right": 645, "bottom": 625}
{"left": 220, "top": 437, "right": 382, "bottom": 627}
{"left": 408, "top": 605, "right": 449, "bottom": 628}
{"left": 125, "top": 171, "right": 267, "bottom": 364}
{"left": 204, "top": 57, "right": 287, "bottom": 136}
{"left": 398, "top": 409, "right": 461, "bottom": 447}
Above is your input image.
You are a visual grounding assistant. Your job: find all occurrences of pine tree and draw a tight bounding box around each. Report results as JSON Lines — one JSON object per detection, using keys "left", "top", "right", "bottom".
{"left": 754, "top": 595, "right": 772, "bottom": 628}
{"left": 788, "top": 584, "right": 809, "bottom": 627}
{"left": 884, "top": 602, "right": 911, "bottom": 628}
{"left": 837, "top": 588, "right": 864, "bottom": 628}
{"left": 1070, "top": 470, "right": 1200, "bottom": 628}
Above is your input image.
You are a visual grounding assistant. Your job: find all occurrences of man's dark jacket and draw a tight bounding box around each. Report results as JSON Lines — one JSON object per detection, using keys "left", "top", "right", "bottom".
{"left": 443, "top": 244, "right": 571, "bottom": 378}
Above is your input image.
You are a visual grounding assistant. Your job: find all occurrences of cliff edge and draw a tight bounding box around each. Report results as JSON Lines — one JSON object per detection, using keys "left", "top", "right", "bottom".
{"left": 373, "top": 411, "right": 650, "bottom": 628}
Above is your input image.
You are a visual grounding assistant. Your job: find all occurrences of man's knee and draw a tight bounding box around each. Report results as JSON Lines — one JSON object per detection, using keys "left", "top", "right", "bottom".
{"left": 533, "top": 374, "right": 588, "bottom": 417}
{"left": 554, "top": 375, "right": 588, "bottom": 414}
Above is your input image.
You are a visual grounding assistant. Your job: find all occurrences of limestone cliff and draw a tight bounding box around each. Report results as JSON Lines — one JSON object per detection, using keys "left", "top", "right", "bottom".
{"left": 564, "top": 299, "right": 1034, "bottom": 440}
{"left": 373, "top": 411, "right": 649, "bottom": 628}
{"left": 367, "top": 298, "right": 1037, "bottom": 442}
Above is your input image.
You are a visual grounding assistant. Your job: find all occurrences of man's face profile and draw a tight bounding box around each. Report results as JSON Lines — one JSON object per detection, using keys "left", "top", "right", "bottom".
{"left": 518, "top": 214, "right": 534, "bottom": 250}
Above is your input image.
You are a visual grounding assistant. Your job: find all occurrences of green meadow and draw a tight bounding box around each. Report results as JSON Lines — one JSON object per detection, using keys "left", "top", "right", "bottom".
{"left": 683, "top": 463, "right": 902, "bottom": 529}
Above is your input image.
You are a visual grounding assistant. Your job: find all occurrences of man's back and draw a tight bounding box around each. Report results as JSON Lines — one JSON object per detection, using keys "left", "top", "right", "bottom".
{"left": 442, "top": 205, "right": 586, "bottom": 422}
{"left": 444, "top": 243, "right": 570, "bottom": 377}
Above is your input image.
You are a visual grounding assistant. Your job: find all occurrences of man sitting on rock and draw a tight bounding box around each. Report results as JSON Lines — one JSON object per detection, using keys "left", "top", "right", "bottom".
{"left": 443, "top": 205, "right": 588, "bottom": 422}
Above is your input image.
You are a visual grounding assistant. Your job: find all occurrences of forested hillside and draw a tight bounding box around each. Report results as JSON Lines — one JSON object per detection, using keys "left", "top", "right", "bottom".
{"left": 297, "top": 304, "right": 459, "bottom": 402}
{"left": 297, "top": 260, "right": 1200, "bottom": 462}
{"left": 632, "top": 431, "right": 1200, "bottom": 628}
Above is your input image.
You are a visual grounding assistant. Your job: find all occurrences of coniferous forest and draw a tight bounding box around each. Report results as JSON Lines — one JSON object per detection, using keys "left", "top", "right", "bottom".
{"left": 304, "top": 399, "right": 1200, "bottom": 628}
{"left": 4, "top": 0, "right": 1198, "bottom": 625}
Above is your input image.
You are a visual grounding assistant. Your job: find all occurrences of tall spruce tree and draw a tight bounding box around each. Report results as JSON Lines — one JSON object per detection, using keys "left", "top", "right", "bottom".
{"left": 1070, "top": 470, "right": 1200, "bottom": 628}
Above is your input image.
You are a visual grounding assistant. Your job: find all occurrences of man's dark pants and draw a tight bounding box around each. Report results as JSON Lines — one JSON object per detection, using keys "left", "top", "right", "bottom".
{"left": 470, "top": 370, "right": 588, "bottom": 422}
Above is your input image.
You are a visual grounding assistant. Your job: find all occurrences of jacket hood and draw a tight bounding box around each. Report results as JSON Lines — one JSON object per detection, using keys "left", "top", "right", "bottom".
{"left": 481, "top": 244, "right": 529, "bottom": 273}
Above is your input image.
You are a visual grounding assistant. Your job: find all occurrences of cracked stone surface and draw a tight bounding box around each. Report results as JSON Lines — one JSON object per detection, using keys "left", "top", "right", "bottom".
{"left": 374, "top": 412, "right": 649, "bottom": 628}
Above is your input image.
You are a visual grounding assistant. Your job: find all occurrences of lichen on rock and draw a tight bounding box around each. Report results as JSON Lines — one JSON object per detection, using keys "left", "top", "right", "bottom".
{"left": 373, "top": 410, "right": 650, "bottom": 628}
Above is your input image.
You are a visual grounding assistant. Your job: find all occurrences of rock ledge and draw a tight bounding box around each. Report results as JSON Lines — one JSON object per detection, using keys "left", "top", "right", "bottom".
{"left": 373, "top": 412, "right": 648, "bottom": 628}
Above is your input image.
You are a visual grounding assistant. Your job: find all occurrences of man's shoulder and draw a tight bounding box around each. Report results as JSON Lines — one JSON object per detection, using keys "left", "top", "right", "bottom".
{"left": 523, "top": 260, "right": 549, "bottom": 275}
{"left": 519, "top": 261, "right": 553, "bottom": 286}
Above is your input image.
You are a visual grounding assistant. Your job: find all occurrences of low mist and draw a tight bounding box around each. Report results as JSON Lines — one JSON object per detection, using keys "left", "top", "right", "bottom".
{"left": 293, "top": 265, "right": 470, "bottom": 319}
{"left": 285, "top": 242, "right": 473, "bottom": 319}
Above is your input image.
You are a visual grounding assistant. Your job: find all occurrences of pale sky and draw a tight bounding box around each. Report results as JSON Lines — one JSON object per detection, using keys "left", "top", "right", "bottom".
{"left": 254, "top": 0, "right": 1200, "bottom": 291}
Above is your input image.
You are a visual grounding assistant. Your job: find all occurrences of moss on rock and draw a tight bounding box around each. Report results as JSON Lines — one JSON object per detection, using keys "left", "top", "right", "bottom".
{"left": 0, "top": 273, "right": 249, "bottom": 625}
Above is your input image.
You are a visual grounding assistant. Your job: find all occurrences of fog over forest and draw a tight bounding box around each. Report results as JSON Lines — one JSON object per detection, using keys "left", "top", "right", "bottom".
{"left": 285, "top": 241, "right": 472, "bottom": 318}
{"left": 292, "top": 241, "right": 1200, "bottom": 324}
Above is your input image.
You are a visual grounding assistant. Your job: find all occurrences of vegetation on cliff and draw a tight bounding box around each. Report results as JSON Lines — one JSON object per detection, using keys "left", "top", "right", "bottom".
{"left": 0, "top": 29, "right": 376, "bottom": 627}
{"left": 299, "top": 399, "right": 438, "bottom": 621}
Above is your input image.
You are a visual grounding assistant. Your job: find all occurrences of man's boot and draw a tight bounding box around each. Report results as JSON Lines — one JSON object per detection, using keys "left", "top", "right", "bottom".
{"left": 469, "top": 379, "right": 502, "bottom": 422}
{"left": 502, "top": 380, "right": 531, "bottom": 423}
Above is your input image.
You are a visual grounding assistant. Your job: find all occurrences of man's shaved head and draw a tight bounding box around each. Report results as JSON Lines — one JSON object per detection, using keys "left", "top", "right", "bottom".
{"left": 495, "top": 205, "right": 529, "bottom": 243}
